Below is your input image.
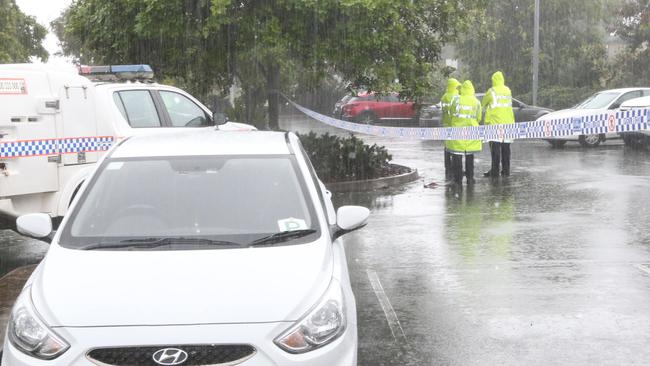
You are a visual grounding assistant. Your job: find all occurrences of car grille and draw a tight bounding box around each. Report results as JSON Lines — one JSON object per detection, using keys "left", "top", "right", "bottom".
{"left": 86, "top": 344, "right": 256, "bottom": 366}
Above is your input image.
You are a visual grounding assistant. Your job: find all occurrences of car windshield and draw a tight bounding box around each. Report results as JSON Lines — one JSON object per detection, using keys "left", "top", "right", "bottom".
{"left": 574, "top": 92, "right": 619, "bottom": 109}
{"left": 59, "top": 155, "right": 318, "bottom": 249}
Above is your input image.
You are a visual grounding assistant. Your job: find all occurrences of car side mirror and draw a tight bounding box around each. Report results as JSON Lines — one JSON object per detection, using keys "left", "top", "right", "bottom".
{"left": 332, "top": 206, "right": 370, "bottom": 240}
{"left": 16, "top": 213, "right": 53, "bottom": 243}
{"left": 213, "top": 112, "right": 228, "bottom": 125}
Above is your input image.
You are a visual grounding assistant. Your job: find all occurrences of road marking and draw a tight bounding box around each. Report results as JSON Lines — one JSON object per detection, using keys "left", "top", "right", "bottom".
{"left": 635, "top": 264, "right": 650, "bottom": 276}
{"left": 367, "top": 269, "right": 408, "bottom": 343}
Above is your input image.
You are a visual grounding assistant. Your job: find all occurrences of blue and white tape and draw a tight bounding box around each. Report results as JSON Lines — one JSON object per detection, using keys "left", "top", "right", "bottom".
{"left": 0, "top": 136, "right": 115, "bottom": 158}
{"left": 287, "top": 99, "right": 650, "bottom": 141}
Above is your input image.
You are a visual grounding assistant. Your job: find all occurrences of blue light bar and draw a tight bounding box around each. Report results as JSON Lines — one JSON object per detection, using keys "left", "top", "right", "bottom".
{"left": 79, "top": 64, "right": 154, "bottom": 80}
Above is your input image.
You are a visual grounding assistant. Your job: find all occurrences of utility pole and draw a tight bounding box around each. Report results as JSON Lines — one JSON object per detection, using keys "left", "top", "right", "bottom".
{"left": 532, "top": 0, "right": 540, "bottom": 105}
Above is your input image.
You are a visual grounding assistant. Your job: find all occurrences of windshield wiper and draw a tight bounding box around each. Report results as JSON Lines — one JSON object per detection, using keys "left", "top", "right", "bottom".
{"left": 248, "top": 229, "right": 317, "bottom": 247}
{"left": 78, "top": 237, "right": 241, "bottom": 250}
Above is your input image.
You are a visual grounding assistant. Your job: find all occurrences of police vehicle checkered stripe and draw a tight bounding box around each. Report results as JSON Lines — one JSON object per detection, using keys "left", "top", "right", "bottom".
{"left": 0, "top": 136, "right": 115, "bottom": 158}
{"left": 287, "top": 98, "right": 650, "bottom": 141}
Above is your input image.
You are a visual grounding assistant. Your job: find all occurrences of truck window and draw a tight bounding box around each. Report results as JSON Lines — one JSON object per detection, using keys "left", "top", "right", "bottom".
{"left": 159, "top": 91, "right": 211, "bottom": 127}
{"left": 114, "top": 90, "right": 162, "bottom": 128}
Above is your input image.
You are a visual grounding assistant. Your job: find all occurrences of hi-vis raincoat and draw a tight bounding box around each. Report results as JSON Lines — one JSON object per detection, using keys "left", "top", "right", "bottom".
{"left": 440, "top": 78, "right": 460, "bottom": 128}
{"left": 482, "top": 71, "right": 515, "bottom": 142}
{"left": 446, "top": 80, "right": 482, "bottom": 154}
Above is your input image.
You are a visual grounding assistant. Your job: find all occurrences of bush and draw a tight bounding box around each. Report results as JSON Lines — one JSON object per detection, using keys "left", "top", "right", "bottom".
{"left": 297, "top": 132, "right": 393, "bottom": 183}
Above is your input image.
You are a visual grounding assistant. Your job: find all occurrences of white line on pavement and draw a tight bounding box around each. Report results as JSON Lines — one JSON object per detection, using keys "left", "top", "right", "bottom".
{"left": 367, "top": 269, "right": 408, "bottom": 343}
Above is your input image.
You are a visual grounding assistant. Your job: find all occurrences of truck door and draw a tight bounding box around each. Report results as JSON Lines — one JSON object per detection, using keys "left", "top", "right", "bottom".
{"left": 0, "top": 71, "right": 60, "bottom": 197}
{"left": 59, "top": 85, "right": 99, "bottom": 165}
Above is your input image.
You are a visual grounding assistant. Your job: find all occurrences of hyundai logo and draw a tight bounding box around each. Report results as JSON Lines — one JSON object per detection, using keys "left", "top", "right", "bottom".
{"left": 152, "top": 348, "right": 189, "bottom": 365}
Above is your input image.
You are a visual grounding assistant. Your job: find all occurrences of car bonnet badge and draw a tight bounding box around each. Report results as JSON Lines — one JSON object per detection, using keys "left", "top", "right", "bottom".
{"left": 152, "top": 348, "right": 189, "bottom": 365}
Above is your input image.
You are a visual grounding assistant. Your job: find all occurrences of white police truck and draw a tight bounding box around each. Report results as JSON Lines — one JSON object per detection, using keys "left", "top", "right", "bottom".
{"left": 0, "top": 63, "right": 252, "bottom": 221}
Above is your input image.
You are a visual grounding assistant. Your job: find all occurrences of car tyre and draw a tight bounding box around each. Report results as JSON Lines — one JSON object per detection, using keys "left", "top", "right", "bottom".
{"left": 356, "top": 111, "right": 377, "bottom": 125}
{"left": 547, "top": 140, "right": 567, "bottom": 148}
{"left": 578, "top": 134, "right": 604, "bottom": 148}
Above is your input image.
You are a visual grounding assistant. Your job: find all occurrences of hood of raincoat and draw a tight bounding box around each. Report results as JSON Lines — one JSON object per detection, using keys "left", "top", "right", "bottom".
{"left": 460, "top": 80, "right": 475, "bottom": 96}
{"left": 492, "top": 71, "right": 505, "bottom": 87}
{"left": 446, "top": 78, "right": 460, "bottom": 94}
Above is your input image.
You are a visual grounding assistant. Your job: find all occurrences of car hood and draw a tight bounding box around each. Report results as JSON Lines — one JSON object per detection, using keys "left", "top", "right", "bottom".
{"left": 32, "top": 239, "right": 333, "bottom": 327}
{"left": 536, "top": 107, "right": 604, "bottom": 121}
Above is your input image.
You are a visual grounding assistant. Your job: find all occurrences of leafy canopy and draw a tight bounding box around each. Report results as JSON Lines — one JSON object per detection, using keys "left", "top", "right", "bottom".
{"left": 0, "top": 0, "right": 48, "bottom": 63}
{"left": 54, "top": 0, "right": 485, "bottom": 127}
{"left": 457, "top": 0, "right": 607, "bottom": 109}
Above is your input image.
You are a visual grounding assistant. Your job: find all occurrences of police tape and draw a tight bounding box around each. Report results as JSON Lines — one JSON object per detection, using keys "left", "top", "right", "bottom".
{"left": 286, "top": 99, "right": 650, "bottom": 141}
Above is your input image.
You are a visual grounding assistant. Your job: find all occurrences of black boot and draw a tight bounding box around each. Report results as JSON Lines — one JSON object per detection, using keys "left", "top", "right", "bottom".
{"left": 451, "top": 154, "right": 463, "bottom": 185}
{"left": 501, "top": 143, "right": 511, "bottom": 176}
{"left": 465, "top": 154, "right": 475, "bottom": 184}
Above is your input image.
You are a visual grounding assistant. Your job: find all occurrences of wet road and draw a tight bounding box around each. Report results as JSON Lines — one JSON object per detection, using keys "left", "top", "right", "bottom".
{"left": 2, "top": 115, "right": 650, "bottom": 364}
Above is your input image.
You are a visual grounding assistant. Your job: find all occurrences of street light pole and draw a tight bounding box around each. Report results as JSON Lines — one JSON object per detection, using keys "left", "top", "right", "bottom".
{"left": 532, "top": 0, "right": 540, "bottom": 105}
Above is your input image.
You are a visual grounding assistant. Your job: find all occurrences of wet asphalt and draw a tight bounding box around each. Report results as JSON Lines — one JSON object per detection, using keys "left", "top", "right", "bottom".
{"left": 1, "top": 115, "right": 650, "bottom": 364}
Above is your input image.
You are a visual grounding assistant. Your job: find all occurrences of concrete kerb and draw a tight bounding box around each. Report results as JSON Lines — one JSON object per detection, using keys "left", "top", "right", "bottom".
{"left": 325, "top": 165, "right": 419, "bottom": 193}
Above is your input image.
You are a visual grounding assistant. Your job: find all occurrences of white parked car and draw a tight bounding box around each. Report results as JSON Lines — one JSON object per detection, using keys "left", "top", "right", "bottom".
{"left": 540, "top": 87, "right": 650, "bottom": 147}
{"left": 2, "top": 130, "right": 368, "bottom": 366}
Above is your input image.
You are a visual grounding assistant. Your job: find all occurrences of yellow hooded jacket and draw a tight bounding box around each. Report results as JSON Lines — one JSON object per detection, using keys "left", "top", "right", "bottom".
{"left": 440, "top": 78, "right": 460, "bottom": 128}
{"left": 446, "top": 80, "right": 482, "bottom": 154}
{"left": 482, "top": 71, "right": 515, "bottom": 126}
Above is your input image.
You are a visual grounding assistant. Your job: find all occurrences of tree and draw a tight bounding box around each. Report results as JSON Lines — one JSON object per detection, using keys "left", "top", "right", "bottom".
{"left": 54, "top": 0, "right": 485, "bottom": 129}
{"left": 457, "top": 0, "right": 608, "bottom": 109}
{"left": 606, "top": 0, "right": 650, "bottom": 86}
{"left": 0, "top": 0, "right": 48, "bottom": 63}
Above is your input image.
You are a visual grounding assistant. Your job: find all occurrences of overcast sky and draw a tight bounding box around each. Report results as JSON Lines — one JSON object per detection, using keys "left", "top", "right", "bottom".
{"left": 15, "top": 0, "right": 73, "bottom": 67}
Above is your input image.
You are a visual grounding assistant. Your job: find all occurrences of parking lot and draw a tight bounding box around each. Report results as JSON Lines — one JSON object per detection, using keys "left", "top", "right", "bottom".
{"left": 2, "top": 116, "right": 650, "bottom": 365}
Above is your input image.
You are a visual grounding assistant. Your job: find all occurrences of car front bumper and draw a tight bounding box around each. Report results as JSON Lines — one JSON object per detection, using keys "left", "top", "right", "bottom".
{"left": 2, "top": 321, "right": 357, "bottom": 366}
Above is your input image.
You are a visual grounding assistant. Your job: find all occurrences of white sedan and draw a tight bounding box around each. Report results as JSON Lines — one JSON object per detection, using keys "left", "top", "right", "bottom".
{"left": 540, "top": 87, "right": 650, "bottom": 147}
{"left": 2, "top": 130, "right": 368, "bottom": 365}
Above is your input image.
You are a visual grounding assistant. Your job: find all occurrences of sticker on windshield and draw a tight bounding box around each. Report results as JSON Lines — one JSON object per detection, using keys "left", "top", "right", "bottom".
{"left": 277, "top": 218, "right": 308, "bottom": 232}
{"left": 106, "top": 161, "right": 124, "bottom": 170}
{"left": 0, "top": 78, "right": 27, "bottom": 95}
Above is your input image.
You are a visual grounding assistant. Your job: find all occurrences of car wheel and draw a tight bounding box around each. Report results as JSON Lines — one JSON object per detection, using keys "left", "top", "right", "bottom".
{"left": 547, "top": 140, "right": 567, "bottom": 148}
{"left": 356, "top": 111, "right": 377, "bottom": 125}
{"left": 578, "top": 134, "right": 604, "bottom": 148}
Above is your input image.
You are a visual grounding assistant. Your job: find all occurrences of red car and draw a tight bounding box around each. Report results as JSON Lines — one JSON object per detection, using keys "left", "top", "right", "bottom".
{"left": 335, "top": 92, "right": 417, "bottom": 124}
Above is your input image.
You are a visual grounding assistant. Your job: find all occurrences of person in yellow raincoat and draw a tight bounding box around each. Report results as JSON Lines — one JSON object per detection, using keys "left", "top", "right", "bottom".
{"left": 447, "top": 80, "right": 482, "bottom": 185}
{"left": 482, "top": 71, "right": 515, "bottom": 177}
{"left": 440, "top": 78, "right": 461, "bottom": 180}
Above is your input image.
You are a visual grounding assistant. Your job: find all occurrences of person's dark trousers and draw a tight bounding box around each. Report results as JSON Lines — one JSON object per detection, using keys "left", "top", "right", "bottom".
{"left": 501, "top": 143, "right": 511, "bottom": 176}
{"left": 451, "top": 154, "right": 463, "bottom": 185}
{"left": 465, "top": 154, "right": 475, "bottom": 184}
{"left": 444, "top": 149, "right": 452, "bottom": 179}
{"left": 489, "top": 141, "right": 501, "bottom": 177}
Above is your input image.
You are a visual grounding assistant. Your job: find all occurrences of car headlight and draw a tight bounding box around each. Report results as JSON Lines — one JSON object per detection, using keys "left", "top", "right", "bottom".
{"left": 274, "top": 279, "right": 346, "bottom": 354}
{"left": 8, "top": 287, "right": 70, "bottom": 360}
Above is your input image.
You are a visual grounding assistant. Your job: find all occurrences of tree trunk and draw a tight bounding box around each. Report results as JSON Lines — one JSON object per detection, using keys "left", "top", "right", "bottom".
{"left": 266, "top": 62, "right": 280, "bottom": 130}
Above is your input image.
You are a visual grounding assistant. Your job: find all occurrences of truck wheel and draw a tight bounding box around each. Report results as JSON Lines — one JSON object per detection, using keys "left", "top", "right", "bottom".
{"left": 578, "top": 134, "right": 604, "bottom": 148}
{"left": 547, "top": 140, "right": 567, "bottom": 148}
{"left": 356, "top": 111, "right": 377, "bottom": 125}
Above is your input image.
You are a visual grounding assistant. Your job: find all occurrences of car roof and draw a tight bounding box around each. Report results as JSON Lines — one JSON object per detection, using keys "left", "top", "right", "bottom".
{"left": 621, "top": 96, "right": 650, "bottom": 108}
{"left": 111, "top": 130, "right": 291, "bottom": 158}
